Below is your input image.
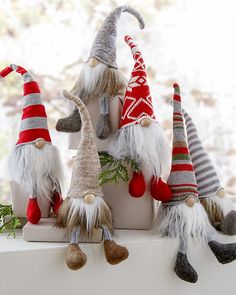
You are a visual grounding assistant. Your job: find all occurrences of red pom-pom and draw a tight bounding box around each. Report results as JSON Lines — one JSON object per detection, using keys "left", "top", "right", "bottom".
{"left": 51, "top": 191, "right": 63, "bottom": 215}
{"left": 129, "top": 171, "right": 146, "bottom": 198}
{"left": 173, "top": 83, "right": 179, "bottom": 89}
{"left": 150, "top": 176, "right": 172, "bottom": 201}
{"left": 27, "top": 198, "right": 41, "bottom": 224}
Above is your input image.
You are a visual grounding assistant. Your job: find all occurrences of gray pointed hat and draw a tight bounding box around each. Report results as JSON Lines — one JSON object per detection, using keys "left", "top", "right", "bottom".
{"left": 183, "top": 110, "right": 223, "bottom": 198}
{"left": 88, "top": 5, "right": 145, "bottom": 69}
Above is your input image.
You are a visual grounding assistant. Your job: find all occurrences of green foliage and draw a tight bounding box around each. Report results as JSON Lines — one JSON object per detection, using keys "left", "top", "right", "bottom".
{"left": 98, "top": 151, "right": 140, "bottom": 185}
{"left": 0, "top": 204, "right": 21, "bottom": 238}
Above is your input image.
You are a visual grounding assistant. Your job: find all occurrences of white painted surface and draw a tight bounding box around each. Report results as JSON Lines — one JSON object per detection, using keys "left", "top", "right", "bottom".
{"left": 1, "top": 230, "right": 236, "bottom": 295}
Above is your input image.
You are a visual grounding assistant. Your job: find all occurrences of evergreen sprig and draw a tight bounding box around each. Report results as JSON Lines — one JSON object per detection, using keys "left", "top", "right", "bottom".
{"left": 0, "top": 204, "right": 21, "bottom": 238}
{"left": 98, "top": 151, "right": 140, "bottom": 185}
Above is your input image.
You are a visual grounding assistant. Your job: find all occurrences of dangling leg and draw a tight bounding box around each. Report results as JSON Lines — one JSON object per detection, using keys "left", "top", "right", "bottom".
{"left": 56, "top": 106, "right": 82, "bottom": 133}
{"left": 66, "top": 226, "right": 87, "bottom": 270}
{"left": 207, "top": 231, "right": 236, "bottom": 264}
{"left": 102, "top": 225, "right": 129, "bottom": 265}
{"left": 174, "top": 238, "right": 198, "bottom": 283}
{"left": 96, "top": 96, "right": 111, "bottom": 140}
{"left": 27, "top": 189, "right": 41, "bottom": 224}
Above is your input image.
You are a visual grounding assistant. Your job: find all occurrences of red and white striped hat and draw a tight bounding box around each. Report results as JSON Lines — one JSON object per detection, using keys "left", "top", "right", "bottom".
{"left": 0, "top": 64, "right": 51, "bottom": 145}
{"left": 119, "top": 35, "right": 156, "bottom": 128}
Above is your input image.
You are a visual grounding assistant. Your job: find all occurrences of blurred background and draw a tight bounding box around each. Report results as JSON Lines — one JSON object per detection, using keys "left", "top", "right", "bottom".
{"left": 0, "top": 0, "right": 236, "bottom": 203}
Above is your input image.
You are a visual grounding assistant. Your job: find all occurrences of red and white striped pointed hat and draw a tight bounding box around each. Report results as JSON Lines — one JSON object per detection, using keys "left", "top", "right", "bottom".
{"left": 166, "top": 84, "right": 198, "bottom": 204}
{"left": 119, "top": 35, "right": 156, "bottom": 128}
{"left": 0, "top": 64, "right": 51, "bottom": 146}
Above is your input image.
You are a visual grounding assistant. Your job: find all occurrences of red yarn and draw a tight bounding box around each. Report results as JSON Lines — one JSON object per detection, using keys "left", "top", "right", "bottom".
{"left": 27, "top": 198, "right": 41, "bottom": 224}
{"left": 129, "top": 171, "right": 146, "bottom": 198}
{"left": 150, "top": 177, "right": 172, "bottom": 201}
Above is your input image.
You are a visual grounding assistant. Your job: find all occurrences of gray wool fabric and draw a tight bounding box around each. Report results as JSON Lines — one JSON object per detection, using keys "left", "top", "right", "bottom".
{"left": 183, "top": 110, "right": 222, "bottom": 198}
{"left": 174, "top": 252, "right": 198, "bottom": 283}
{"left": 88, "top": 5, "right": 145, "bottom": 69}
{"left": 63, "top": 90, "right": 103, "bottom": 198}
{"left": 208, "top": 240, "right": 236, "bottom": 264}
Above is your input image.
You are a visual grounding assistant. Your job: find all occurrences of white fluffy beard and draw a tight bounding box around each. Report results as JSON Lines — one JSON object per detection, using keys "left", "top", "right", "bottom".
{"left": 155, "top": 202, "right": 213, "bottom": 245}
{"left": 77, "top": 62, "right": 107, "bottom": 99}
{"left": 108, "top": 122, "right": 171, "bottom": 178}
{"left": 206, "top": 195, "right": 234, "bottom": 216}
{"left": 8, "top": 144, "right": 63, "bottom": 200}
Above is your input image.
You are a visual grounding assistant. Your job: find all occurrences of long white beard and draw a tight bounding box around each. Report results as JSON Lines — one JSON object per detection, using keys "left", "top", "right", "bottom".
{"left": 78, "top": 62, "right": 107, "bottom": 98}
{"left": 155, "top": 202, "right": 213, "bottom": 245}
{"left": 8, "top": 144, "right": 64, "bottom": 199}
{"left": 108, "top": 122, "right": 171, "bottom": 178}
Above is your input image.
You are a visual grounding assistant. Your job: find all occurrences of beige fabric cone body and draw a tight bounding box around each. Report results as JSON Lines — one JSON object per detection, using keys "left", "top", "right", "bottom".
{"left": 67, "top": 93, "right": 103, "bottom": 198}
{"left": 57, "top": 90, "right": 112, "bottom": 235}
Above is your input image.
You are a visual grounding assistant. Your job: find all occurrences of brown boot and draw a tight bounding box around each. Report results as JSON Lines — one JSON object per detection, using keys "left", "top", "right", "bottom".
{"left": 66, "top": 243, "right": 87, "bottom": 270}
{"left": 56, "top": 107, "right": 82, "bottom": 133}
{"left": 104, "top": 240, "right": 129, "bottom": 265}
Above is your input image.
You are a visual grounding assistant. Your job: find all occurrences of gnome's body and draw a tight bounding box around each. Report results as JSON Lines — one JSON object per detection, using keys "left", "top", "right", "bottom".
{"left": 155, "top": 84, "right": 236, "bottom": 283}
{"left": 108, "top": 36, "right": 170, "bottom": 199}
{"left": 56, "top": 6, "right": 145, "bottom": 141}
{"left": 183, "top": 111, "right": 236, "bottom": 235}
{"left": 0, "top": 64, "right": 63, "bottom": 224}
{"left": 57, "top": 90, "right": 128, "bottom": 270}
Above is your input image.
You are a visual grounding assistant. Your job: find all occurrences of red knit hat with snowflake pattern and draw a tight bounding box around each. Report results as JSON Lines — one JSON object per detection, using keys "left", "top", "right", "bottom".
{"left": 0, "top": 64, "right": 51, "bottom": 146}
{"left": 165, "top": 83, "right": 198, "bottom": 204}
{"left": 119, "top": 35, "right": 156, "bottom": 128}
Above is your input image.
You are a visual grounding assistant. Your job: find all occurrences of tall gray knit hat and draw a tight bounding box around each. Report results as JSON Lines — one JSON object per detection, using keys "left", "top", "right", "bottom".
{"left": 88, "top": 5, "right": 145, "bottom": 69}
{"left": 183, "top": 110, "right": 223, "bottom": 198}
{"left": 63, "top": 90, "right": 103, "bottom": 198}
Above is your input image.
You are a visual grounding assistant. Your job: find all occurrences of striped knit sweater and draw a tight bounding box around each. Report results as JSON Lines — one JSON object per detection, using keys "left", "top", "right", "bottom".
{"left": 165, "top": 84, "right": 199, "bottom": 205}
{"left": 183, "top": 110, "right": 222, "bottom": 198}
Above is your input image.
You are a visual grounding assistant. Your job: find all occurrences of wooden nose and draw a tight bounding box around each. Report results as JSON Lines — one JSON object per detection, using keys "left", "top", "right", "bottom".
{"left": 84, "top": 194, "right": 95, "bottom": 204}
{"left": 185, "top": 196, "right": 195, "bottom": 207}
{"left": 35, "top": 139, "right": 45, "bottom": 149}
{"left": 140, "top": 118, "right": 151, "bottom": 128}
{"left": 89, "top": 57, "right": 99, "bottom": 67}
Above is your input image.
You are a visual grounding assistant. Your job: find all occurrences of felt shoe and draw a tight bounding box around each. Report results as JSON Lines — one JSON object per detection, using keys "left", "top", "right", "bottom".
{"left": 104, "top": 240, "right": 129, "bottom": 265}
{"left": 174, "top": 252, "right": 198, "bottom": 283}
{"left": 27, "top": 198, "right": 41, "bottom": 224}
{"left": 220, "top": 210, "right": 236, "bottom": 235}
{"left": 129, "top": 171, "right": 146, "bottom": 198}
{"left": 66, "top": 243, "right": 87, "bottom": 270}
{"left": 208, "top": 240, "right": 236, "bottom": 264}
{"left": 96, "top": 114, "right": 111, "bottom": 140}
{"left": 51, "top": 191, "right": 63, "bottom": 215}
{"left": 56, "top": 107, "right": 82, "bottom": 133}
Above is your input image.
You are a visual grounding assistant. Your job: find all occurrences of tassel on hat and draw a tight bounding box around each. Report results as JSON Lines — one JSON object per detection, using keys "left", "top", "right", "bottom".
{"left": 0, "top": 64, "right": 51, "bottom": 146}
{"left": 165, "top": 84, "right": 198, "bottom": 204}
{"left": 57, "top": 90, "right": 112, "bottom": 236}
{"left": 89, "top": 6, "right": 145, "bottom": 69}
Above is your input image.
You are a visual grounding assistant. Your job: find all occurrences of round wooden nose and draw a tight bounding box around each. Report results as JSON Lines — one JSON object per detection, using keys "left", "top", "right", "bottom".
{"left": 35, "top": 139, "right": 45, "bottom": 149}
{"left": 185, "top": 196, "right": 195, "bottom": 207}
{"left": 140, "top": 118, "right": 151, "bottom": 128}
{"left": 217, "top": 189, "right": 225, "bottom": 198}
{"left": 84, "top": 194, "right": 95, "bottom": 204}
{"left": 89, "top": 57, "right": 99, "bottom": 67}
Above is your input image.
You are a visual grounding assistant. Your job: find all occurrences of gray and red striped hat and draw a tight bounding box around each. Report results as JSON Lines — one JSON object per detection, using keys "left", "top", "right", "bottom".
{"left": 183, "top": 110, "right": 222, "bottom": 198}
{"left": 165, "top": 84, "right": 198, "bottom": 205}
{"left": 0, "top": 64, "right": 51, "bottom": 146}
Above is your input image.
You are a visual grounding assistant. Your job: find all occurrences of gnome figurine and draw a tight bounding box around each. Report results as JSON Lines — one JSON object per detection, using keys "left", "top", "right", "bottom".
{"left": 183, "top": 110, "right": 236, "bottom": 235}
{"left": 57, "top": 90, "right": 129, "bottom": 270}
{"left": 56, "top": 5, "right": 145, "bottom": 140}
{"left": 0, "top": 64, "right": 63, "bottom": 224}
{"left": 108, "top": 35, "right": 170, "bottom": 199}
{"left": 155, "top": 84, "right": 236, "bottom": 283}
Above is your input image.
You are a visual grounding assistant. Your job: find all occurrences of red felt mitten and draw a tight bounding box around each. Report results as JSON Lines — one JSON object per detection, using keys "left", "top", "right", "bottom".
{"left": 27, "top": 198, "right": 41, "bottom": 224}
{"left": 150, "top": 176, "right": 172, "bottom": 201}
{"left": 129, "top": 171, "right": 146, "bottom": 198}
{"left": 51, "top": 191, "right": 63, "bottom": 215}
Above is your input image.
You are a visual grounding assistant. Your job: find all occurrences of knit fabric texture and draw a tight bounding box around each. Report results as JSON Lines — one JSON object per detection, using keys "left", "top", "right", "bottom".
{"left": 119, "top": 35, "right": 156, "bottom": 128}
{"left": 63, "top": 90, "right": 103, "bottom": 198}
{"left": 88, "top": 6, "right": 145, "bottom": 69}
{"left": 165, "top": 84, "right": 198, "bottom": 204}
{"left": 0, "top": 64, "right": 51, "bottom": 145}
{"left": 183, "top": 110, "right": 222, "bottom": 198}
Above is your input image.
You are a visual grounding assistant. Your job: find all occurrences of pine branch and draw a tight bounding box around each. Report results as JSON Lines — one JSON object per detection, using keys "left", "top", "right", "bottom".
{"left": 0, "top": 204, "right": 21, "bottom": 238}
